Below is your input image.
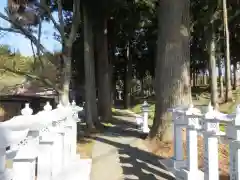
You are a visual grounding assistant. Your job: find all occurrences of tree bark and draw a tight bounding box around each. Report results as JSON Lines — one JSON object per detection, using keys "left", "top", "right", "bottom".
{"left": 58, "top": 0, "right": 80, "bottom": 106}
{"left": 60, "top": 45, "right": 72, "bottom": 105}
{"left": 150, "top": 0, "right": 191, "bottom": 141}
{"left": 209, "top": 24, "right": 218, "bottom": 109}
{"left": 223, "top": 0, "right": 233, "bottom": 101}
{"left": 192, "top": 69, "right": 196, "bottom": 87}
{"left": 218, "top": 58, "right": 224, "bottom": 99}
{"left": 95, "top": 16, "right": 112, "bottom": 122}
{"left": 83, "top": 5, "right": 99, "bottom": 129}
{"left": 233, "top": 60, "right": 237, "bottom": 90}
{"left": 124, "top": 41, "right": 132, "bottom": 109}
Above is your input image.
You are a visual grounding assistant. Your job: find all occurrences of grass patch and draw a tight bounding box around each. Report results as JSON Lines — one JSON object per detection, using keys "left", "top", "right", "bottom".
{"left": 220, "top": 124, "right": 225, "bottom": 132}
{"left": 128, "top": 87, "right": 240, "bottom": 132}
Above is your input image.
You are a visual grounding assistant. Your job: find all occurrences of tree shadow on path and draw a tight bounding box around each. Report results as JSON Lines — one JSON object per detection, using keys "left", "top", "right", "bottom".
{"left": 91, "top": 115, "right": 175, "bottom": 180}
{"left": 93, "top": 136, "right": 175, "bottom": 180}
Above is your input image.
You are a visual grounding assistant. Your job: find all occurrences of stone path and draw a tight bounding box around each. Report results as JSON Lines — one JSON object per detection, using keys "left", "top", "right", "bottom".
{"left": 90, "top": 115, "right": 175, "bottom": 180}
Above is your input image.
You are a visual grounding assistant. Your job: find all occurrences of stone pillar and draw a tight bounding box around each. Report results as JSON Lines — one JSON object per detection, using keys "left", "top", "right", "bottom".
{"left": 51, "top": 122, "right": 65, "bottom": 178}
{"left": 202, "top": 105, "right": 219, "bottom": 180}
{"left": 177, "top": 105, "right": 203, "bottom": 179}
{"left": 0, "top": 147, "right": 12, "bottom": 180}
{"left": 172, "top": 110, "right": 186, "bottom": 170}
{"left": 37, "top": 101, "right": 54, "bottom": 180}
{"left": 71, "top": 101, "right": 78, "bottom": 159}
{"left": 203, "top": 133, "right": 219, "bottom": 180}
{"left": 226, "top": 105, "right": 240, "bottom": 180}
{"left": 37, "top": 129, "right": 54, "bottom": 180}
{"left": 173, "top": 113, "right": 183, "bottom": 162}
{"left": 0, "top": 148, "right": 6, "bottom": 174}
{"left": 12, "top": 140, "right": 38, "bottom": 180}
{"left": 63, "top": 123, "right": 72, "bottom": 167}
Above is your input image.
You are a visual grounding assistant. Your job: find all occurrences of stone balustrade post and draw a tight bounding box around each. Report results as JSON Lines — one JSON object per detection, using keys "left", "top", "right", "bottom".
{"left": 62, "top": 103, "right": 75, "bottom": 166}
{"left": 12, "top": 103, "right": 38, "bottom": 180}
{"left": 177, "top": 105, "right": 203, "bottom": 179}
{"left": 51, "top": 103, "right": 65, "bottom": 177}
{"left": 0, "top": 148, "right": 5, "bottom": 174}
{"left": 226, "top": 105, "right": 240, "bottom": 180}
{"left": 169, "top": 107, "right": 186, "bottom": 171}
{"left": 202, "top": 104, "right": 219, "bottom": 180}
{"left": 70, "top": 100, "right": 81, "bottom": 159}
{"left": 0, "top": 126, "right": 12, "bottom": 180}
{"left": 37, "top": 102, "right": 54, "bottom": 180}
{"left": 12, "top": 140, "right": 38, "bottom": 180}
{"left": 173, "top": 112, "right": 184, "bottom": 162}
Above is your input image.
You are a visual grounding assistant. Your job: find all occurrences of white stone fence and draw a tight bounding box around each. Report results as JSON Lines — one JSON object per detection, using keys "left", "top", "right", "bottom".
{"left": 161, "top": 103, "right": 240, "bottom": 180}
{"left": 0, "top": 101, "right": 83, "bottom": 180}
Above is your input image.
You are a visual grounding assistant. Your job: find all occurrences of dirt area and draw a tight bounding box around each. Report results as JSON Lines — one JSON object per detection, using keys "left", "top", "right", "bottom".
{"left": 77, "top": 136, "right": 95, "bottom": 159}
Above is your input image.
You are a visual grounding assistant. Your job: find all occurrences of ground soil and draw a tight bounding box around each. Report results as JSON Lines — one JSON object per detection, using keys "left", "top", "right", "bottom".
{"left": 146, "top": 131, "right": 230, "bottom": 180}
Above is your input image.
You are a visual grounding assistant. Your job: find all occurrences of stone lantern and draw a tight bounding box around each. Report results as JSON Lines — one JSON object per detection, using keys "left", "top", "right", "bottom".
{"left": 141, "top": 101, "right": 150, "bottom": 133}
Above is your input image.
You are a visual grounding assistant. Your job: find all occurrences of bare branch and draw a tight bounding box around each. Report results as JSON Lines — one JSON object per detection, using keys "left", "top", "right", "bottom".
{"left": 57, "top": 0, "right": 65, "bottom": 43}
{"left": 0, "top": 27, "right": 22, "bottom": 34}
{"left": 0, "top": 11, "right": 58, "bottom": 66}
{"left": 30, "top": 41, "right": 37, "bottom": 69}
{"left": 37, "top": 18, "right": 44, "bottom": 69}
{"left": 67, "top": 0, "right": 81, "bottom": 45}
{"left": 34, "top": 2, "right": 64, "bottom": 39}
{"left": 0, "top": 11, "right": 48, "bottom": 52}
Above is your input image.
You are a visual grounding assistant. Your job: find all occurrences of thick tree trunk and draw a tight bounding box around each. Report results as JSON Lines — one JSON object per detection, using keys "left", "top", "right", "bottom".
{"left": 109, "top": 50, "right": 115, "bottom": 107}
{"left": 233, "top": 61, "right": 237, "bottom": 90}
{"left": 57, "top": 0, "right": 80, "bottom": 106}
{"left": 195, "top": 71, "right": 199, "bottom": 86}
{"left": 192, "top": 69, "right": 196, "bottom": 87}
{"left": 124, "top": 42, "right": 132, "bottom": 109}
{"left": 209, "top": 26, "right": 218, "bottom": 109}
{"left": 96, "top": 17, "right": 112, "bottom": 122}
{"left": 108, "top": 20, "right": 116, "bottom": 107}
{"left": 83, "top": 5, "right": 99, "bottom": 129}
{"left": 150, "top": 0, "right": 191, "bottom": 141}
{"left": 223, "top": 0, "right": 233, "bottom": 101}
{"left": 218, "top": 58, "right": 224, "bottom": 99}
{"left": 60, "top": 45, "right": 72, "bottom": 106}
{"left": 203, "top": 72, "right": 207, "bottom": 85}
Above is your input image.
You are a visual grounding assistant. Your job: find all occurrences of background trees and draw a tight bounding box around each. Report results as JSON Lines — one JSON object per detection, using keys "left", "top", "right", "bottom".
{"left": 1, "top": 0, "right": 240, "bottom": 139}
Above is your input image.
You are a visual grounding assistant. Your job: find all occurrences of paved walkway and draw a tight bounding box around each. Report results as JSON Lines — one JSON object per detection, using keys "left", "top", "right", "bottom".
{"left": 90, "top": 115, "right": 175, "bottom": 180}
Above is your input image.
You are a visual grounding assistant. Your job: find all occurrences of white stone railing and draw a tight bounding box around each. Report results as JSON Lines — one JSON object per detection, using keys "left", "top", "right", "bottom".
{"left": 161, "top": 103, "right": 240, "bottom": 180}
{"left": 0, "top": 101, "right": 83, "bottom": 180}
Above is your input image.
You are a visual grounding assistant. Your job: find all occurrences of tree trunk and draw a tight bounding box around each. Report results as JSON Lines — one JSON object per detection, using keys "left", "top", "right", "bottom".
{"left": 209, "top": 25, "right": 218, "bottom": 109}
{"left": 233, "top": 60, "right": 237, "bottom": 90}
{"left": 195, "top": 71, "right": 199, "bottom": 86}
{"left": 150, "top": 0, "right": 191, "bottom": 141}
{"left": 203, "top": 72, "right": 207, "bottom": 85}
{"left": 218, "top": 58, "right": 224, "bottom": 99}
{"left": 223, "top": 0, "right": 233, "bottom": 101}
{"left": 83, "top": 5, "right": 99, "bottom": 129}
{"left": 193, "top": 69, "right": 196, "bottom": 87}
{"left": 108, "top": 19, "right": 116, "bottom": 107}
{"left": 124, "top": 41, "right": 132, "bottom": 109}
{"left": 60, "top": 45, "right": 72, "bottom": 106}
{"left": 96, "top": 17, "right": 112, "bottom": 122}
